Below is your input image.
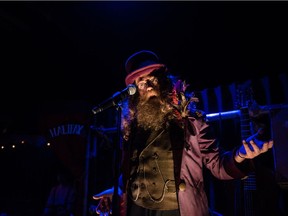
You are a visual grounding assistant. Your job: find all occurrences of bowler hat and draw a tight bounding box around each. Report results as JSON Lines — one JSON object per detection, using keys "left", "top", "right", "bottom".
{"left": 125, "top": 50, "right": 166, "bottom": 86}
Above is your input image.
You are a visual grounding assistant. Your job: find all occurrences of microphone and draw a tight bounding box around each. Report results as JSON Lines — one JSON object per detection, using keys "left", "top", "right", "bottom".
{"left": 92, "top": 84, "right": 137, "bottom": 114}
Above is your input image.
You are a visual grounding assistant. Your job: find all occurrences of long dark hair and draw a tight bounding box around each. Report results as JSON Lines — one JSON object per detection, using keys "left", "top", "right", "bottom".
{"left": 120, "top": 67, "right": 185, "bottom": 140}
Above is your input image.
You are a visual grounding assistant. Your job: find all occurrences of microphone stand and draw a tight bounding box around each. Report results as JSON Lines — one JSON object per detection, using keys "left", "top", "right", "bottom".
{"left": 111, "top": 103, "right": 122, "bottom": 216}
{"left": 92, "top": 94, "right": 129, "bottom": 216}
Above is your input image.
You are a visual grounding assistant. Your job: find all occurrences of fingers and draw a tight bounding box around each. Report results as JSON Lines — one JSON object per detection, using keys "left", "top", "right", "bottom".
{"left": 250, "top": 139, "right": 273, "bottom": 152}
{"left": 242, "top": 140, "right": 252, "bottom": 153}
{"left": 93, "top": 188, "right": 114, "bottom": 200}
{"left": 93, "top": 195, "right": 103, "bottom": 200}
{"left": 247, "top": 140, "right": 261, "bottom": 154}
{"left": 268, "top": 140, "right": 274, "bottom": 149}
{"left": 93, "top": 187, "right": 123, "bottom": 201}
{"left": 96, "top": 197, "right": 112, "bottom": 215}
{"left": 93, "top": 187, "right": 123, "bottom": 215}
{"left": 241, "top": 139, "right": 274, "bottom": 159}
{"left": 259, "top": 140, "right": 274, "bottom": 153}
{"left": 260, "top": 142, "right": 269, "bottom": 152}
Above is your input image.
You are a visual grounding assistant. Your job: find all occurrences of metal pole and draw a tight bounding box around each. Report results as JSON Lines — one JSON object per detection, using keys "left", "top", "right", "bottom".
{"left": 83, "top": 127, "right": 92, "bottom": 216}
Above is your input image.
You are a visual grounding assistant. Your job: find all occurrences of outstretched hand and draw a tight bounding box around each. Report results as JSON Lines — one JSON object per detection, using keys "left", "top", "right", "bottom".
{"left": 235, "top": 129, "right": 274, "bottom": 163}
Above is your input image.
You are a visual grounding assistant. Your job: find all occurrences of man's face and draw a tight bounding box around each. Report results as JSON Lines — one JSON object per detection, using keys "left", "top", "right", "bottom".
{"left": 135, "top": 74, "right": 159, "bottom": 103}
{"left": 134, "top": 74, "right": 166, "bottom": 130}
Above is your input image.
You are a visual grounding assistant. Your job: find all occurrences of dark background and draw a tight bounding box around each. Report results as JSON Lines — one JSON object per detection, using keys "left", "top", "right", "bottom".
{"left": 0, "top": 1, "right": 288, "bottom": 104}
{"left": 0, "top": 1, "right": 288, "bottom": 216}
{"left": 1, "top": 1, "right": 288, "bottom": 121}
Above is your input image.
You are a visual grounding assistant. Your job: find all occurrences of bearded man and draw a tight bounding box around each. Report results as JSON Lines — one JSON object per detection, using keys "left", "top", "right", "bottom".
{"left": 93, "top": 50, "right": 273, "bottom": 216}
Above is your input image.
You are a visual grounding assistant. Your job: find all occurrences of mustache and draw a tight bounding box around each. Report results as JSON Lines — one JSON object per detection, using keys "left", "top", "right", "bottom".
{"left": 140, "top": 90, "right": 159, "bottom": 103}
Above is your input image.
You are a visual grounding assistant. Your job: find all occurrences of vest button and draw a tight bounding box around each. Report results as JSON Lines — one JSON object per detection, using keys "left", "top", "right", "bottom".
{"left": 179, "top": 182, "right": 186, "bottom": 191}
{"left": 153, "top": 152, "right": 159, "bottom": 159}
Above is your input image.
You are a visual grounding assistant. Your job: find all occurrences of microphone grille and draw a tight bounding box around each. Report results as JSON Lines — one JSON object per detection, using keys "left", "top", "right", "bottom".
{"left": 127, "top": 84, "right": 137, "bottom": 95}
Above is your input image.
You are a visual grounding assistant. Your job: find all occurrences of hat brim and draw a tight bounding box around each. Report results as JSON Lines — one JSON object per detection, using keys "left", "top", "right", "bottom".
{"left": 125, "top": 64, "right": 165, "bottom": 86}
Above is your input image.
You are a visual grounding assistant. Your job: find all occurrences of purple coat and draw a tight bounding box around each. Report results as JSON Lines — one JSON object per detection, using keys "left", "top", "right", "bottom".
{"left": 176, "top": 117, "right": 248, "bottom": 216}
{"left": 121, "top": 115, "right": 249, "bottom": 216}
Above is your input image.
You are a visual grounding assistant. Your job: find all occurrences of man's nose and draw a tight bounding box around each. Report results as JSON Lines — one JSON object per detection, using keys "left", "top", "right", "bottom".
{"left": 146, "top": 86, "right": 153, "bottom": 91}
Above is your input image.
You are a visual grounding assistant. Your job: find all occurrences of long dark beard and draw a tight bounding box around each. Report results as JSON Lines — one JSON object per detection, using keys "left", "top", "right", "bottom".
{"left": 136, "top": 96, "right": 170, "bottom": 131}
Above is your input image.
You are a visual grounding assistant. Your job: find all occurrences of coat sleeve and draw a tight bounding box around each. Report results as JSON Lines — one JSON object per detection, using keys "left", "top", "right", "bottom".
{"left": 189, "top": 115, "right": 253, "bottom": 180}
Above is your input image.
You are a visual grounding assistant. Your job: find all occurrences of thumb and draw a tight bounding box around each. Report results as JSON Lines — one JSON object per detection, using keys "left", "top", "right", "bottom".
{"left": 93, "top": 187, "right": 123, "bottom": 200}
{"left": 93, "top": 187, "right": 114, "bottom": 200}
